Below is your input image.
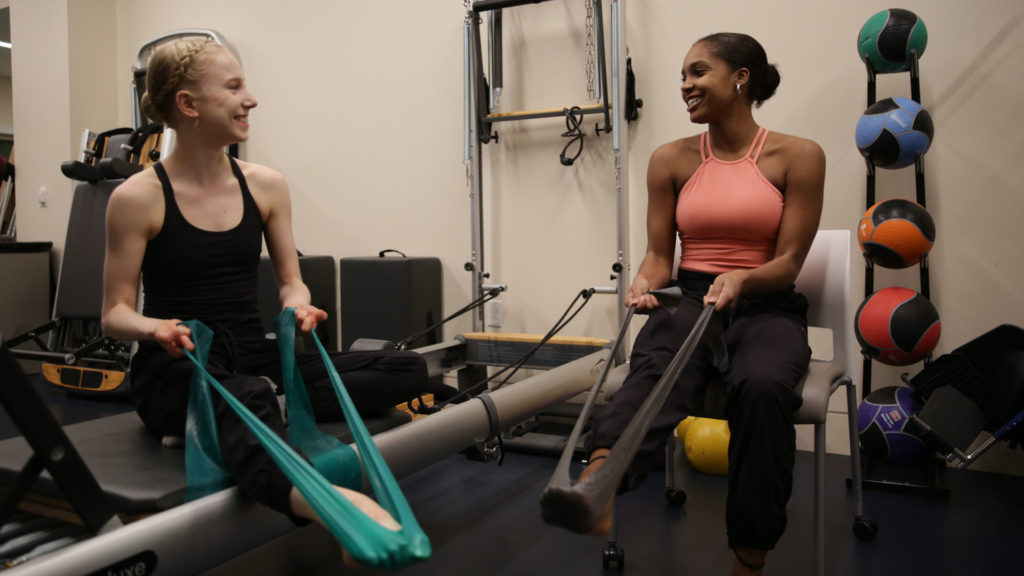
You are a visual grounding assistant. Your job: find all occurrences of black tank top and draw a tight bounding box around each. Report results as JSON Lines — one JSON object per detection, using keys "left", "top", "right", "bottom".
{"left": 141, "top": 156, "right": 264, "bottom": 326}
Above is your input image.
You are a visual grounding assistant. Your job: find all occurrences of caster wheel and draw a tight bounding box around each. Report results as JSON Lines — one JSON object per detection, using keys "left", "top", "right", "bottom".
{"left": 602, "top": 543, "right": 625, "bottom": 570}
{"left": 665, "top": 488, "right": 688, "bottom": 508}
{"left": 853, "top": 514, "right": 878, "bottom": 541}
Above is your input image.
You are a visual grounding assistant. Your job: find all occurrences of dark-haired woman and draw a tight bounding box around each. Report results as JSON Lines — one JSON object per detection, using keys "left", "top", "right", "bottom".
{"left": 580, "top": 33, "right": 824, "bottom": 575}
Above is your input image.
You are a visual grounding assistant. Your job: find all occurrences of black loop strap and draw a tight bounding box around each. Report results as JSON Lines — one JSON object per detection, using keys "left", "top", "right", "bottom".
{"left": 559, "top": 106, "right": 585, "bottom": 166}
{"left": 477, "top": 392, "right": 500, "bottom": 439}
{"left": 378, "top": 249, "right": 407, "bottom": 258}
{"left": 476, "top": 392, "right": 504, "bottom": 465}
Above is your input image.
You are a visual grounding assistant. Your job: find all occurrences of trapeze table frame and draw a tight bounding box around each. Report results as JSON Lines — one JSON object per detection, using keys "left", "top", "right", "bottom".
{"left": 464, "top": 0, "right": 632, "bottom": 362}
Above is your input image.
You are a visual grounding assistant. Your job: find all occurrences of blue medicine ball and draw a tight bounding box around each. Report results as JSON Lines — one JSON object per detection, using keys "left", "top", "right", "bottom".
{"left": 856, "top": 97, "right": 934, "bottom": 169}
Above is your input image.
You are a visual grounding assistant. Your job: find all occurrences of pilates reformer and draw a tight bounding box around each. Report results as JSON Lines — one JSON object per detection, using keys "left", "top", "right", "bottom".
{"left": 0, "top": 325, "right": 613, "bottom": 573}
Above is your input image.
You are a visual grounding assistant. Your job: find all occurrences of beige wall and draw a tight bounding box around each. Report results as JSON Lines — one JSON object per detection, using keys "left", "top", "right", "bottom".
{"left": 10, "top": 1, "right": 1024, "bottom": 473}
{"left": 10, "top": 0, "right": 71, "bottom": 253}
{"left": 68, "top": 0, "right": 119, "bottom": 155}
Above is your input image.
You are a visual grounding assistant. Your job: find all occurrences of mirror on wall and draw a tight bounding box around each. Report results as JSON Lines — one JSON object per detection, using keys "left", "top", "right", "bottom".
{"left": 0, "top": 6, "right": 12, "bottom": 239}
{"left": 0, "top": 6, "right": 12, "bottom": 159}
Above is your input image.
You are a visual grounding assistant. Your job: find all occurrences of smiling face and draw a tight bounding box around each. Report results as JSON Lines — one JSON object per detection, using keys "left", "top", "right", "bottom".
{"left": 680, "top": 41, "right": 748, "bottom": 124}
{"left": 182, "top": 47, "right": 258, "bottom": 144}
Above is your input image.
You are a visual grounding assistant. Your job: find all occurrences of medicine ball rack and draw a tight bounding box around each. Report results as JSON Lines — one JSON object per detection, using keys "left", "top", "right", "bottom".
{"left": 857, "top": 52, "right": 950, "bottom": 508}
{"left": 860, "top": 52, "right": 931, "bottom": 398}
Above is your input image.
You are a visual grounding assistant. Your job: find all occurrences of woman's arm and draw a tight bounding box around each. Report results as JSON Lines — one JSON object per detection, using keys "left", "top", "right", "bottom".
{"left": 250, "top": 164, "right": 326, "bottom": 333}
{"left": 628, "top": 142, "right": 688, "bottom": 312}
{"left": 704, "top": 136, "right": 825, "bottom": 311}
{"left": 101, "top": 174, "right": 194, "bottom": 356}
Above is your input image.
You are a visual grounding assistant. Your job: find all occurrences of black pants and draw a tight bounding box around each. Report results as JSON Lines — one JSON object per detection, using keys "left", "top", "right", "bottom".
{"left": 588, "top": 273, "right": 809, "bottom": 550}
{"left": 130, "top": 325, "right": 429, "bottom": 519}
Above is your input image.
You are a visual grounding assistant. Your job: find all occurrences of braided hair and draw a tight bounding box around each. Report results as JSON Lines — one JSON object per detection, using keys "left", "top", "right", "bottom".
{"left": 141, "top": 37, "right": 219, "bottom": 126}
{"left": 696, "top": 33, "right": 781, "bottom": 108}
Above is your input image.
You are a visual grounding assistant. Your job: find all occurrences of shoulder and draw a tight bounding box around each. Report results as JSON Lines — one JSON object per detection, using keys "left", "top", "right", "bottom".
{"left": 109, "top": 168, "right": 163, "bottom": 214}
{"left": 233, "top": 159, "right": 290, "bottom": 219}
{"left": 107, "top": 168, "right": 164, "bottom": 235}
{"left": 234, "top": 159, "right": 287, "bottom": 191}
{"left": 648, "top": 135, "right": 702, "bottom": 184}
{"left": 648, "top": 134, "right": 703, "bottom": 195}
{"left": 650, "top": 134, "right": 701, "bottom": 165}
{"left": 765, "top": 131, "right": 825, "bottom": 165}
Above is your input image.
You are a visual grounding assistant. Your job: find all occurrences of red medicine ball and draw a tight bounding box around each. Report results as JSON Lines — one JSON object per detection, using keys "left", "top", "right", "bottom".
{"left": 855, "top": 286, "right": 940, "bottom": 366}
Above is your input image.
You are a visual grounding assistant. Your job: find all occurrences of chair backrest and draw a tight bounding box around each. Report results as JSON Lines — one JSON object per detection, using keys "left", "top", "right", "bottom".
{"left": 793, "top": 229, "right": 852, "bottom": 373}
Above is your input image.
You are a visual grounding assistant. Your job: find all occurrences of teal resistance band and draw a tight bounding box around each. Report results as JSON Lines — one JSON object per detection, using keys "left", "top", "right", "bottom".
{"left": 182, "top": 320, "right": 232, "bottom": 500}
{"left": 276, "top": 312, "right": 362, "bottom": 491}
{"left": 180, "top": 311, "right": 430, "bottom": 569}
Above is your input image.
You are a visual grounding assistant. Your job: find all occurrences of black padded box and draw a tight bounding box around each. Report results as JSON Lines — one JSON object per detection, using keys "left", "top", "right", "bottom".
{"left": 339, "top": 256, "right": 442, "bottom": 351}
{"left": 258, "top": 255, "right": 338, "bottom": 352}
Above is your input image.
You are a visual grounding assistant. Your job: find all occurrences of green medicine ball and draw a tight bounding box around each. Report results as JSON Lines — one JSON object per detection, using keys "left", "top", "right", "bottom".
{"left": 858, "top": 8, "right": 928, "bottom": 74}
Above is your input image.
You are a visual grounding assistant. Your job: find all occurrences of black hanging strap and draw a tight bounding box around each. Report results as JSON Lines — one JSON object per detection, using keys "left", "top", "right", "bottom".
{"left": 559, "top": 106, "right": 585, "bottom": 166}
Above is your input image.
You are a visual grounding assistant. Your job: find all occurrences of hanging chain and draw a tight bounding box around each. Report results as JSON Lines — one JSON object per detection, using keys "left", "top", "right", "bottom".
{"left": 584, "top": 0, "right": 596, "bottom": 102}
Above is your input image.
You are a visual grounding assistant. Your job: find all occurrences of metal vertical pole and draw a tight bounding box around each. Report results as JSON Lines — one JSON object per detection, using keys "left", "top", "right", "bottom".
{"left": 131, "top": 84, "right": 141, "bottom": 130}
{"left": 466, "top": 11, "right": 486, "bottom": 332}
{"left": 488, "top": 11, "right": 503, "bottom": 111}
{"left": 592, "top": 0, "right": 604, "bottom": 104}
{"left": 611, "top": 0, "right": 629, "bottom": 363}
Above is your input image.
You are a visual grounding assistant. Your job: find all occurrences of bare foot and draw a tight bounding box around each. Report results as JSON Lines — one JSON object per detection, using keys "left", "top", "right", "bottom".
{"left": 289, "top": 485, "right": 402, "bottom": 566}
{"left": 731, "top": 548, "right": 766, "bottom": 576}
{"left": 578, "top": 448, "right": 613, "bottom": 535}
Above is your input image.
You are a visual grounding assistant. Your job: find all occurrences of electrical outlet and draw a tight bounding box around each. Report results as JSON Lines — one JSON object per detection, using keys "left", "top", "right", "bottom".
{"left": 486, "top": 300, "right": 503, "bottom": 327}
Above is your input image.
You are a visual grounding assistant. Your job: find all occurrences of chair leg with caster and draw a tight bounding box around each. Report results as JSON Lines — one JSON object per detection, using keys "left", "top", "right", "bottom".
{"left": 845, "top": 376, "right": 878, "bottom": 542}
{"left": 603, "top": 501, "right": 625, "bottom": 570}
{"left": 665, "top": 487, "right": 687, "bottom": 508}
{"left": 602, "top": 542, "right": 625, "bottom": 570}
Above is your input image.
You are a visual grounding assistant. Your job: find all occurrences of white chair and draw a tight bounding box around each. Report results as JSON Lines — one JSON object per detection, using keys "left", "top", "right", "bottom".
{"left": 653, "top": 229, "right": 872, "bottom": 575}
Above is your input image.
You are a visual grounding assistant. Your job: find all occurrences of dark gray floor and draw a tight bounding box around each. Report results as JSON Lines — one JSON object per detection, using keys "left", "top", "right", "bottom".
{"left": 340, "top": 445, "right": 1023, "bottom": 576}
{"left": 0, "top": 373, "right": 133, "bottom": 442}
{"left": 5, "top": 375, "right": 1024, "bottom": 576}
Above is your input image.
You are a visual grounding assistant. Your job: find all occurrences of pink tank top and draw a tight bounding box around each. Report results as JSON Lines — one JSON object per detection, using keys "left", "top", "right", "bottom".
{"left": 675, "top": 127, "right": 783, "bottom": 275}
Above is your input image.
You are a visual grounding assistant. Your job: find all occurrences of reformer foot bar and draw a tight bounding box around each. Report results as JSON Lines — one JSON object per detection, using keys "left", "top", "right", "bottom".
{"left": 540, "top": 294, "right": 724, "bottom": 534}
{"left": 0, "top": 341, "right": 611, "bottom": 574}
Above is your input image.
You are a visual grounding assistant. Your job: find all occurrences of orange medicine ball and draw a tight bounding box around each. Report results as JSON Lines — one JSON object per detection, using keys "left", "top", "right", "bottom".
{"left": 858, "top": 198, "right": 935, "bottom": 269}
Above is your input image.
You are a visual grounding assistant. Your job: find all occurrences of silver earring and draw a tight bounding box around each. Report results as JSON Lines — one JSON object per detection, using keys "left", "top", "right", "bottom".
{"left": 194, "top": 117, "right": 200, "bottom": 130}
{"left": 736, "top": 83, "right": 742, "bottom": 95}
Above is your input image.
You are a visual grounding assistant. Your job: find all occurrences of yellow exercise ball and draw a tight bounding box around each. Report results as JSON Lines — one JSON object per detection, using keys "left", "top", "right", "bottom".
{"left": 684, "top": 417, "right": 730, "bottom": 476}
{"left": 675, "top": 416, "right": 698, "bottom": 442}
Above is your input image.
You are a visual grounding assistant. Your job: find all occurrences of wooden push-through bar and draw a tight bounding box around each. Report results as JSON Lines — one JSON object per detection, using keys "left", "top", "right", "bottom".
{"left": 484, "top": 103, "right": 612, "bottom": 124}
